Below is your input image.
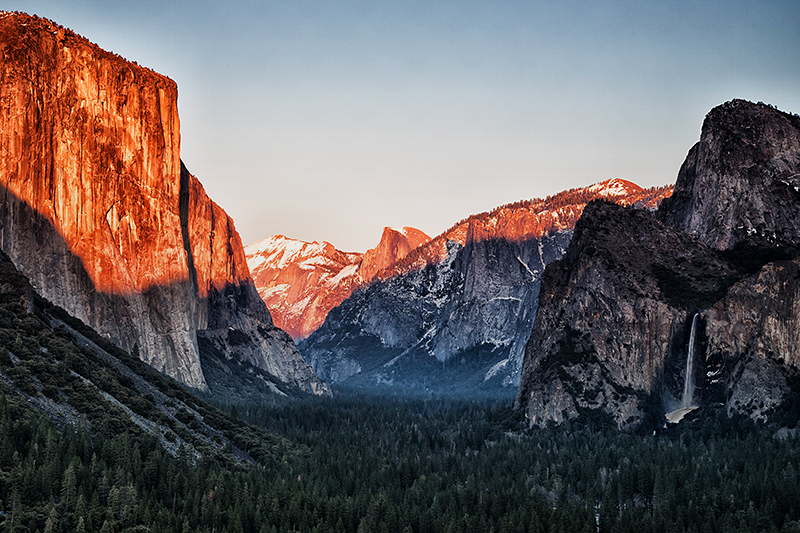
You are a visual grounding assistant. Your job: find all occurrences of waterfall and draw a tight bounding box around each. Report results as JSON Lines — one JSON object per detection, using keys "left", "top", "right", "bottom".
{"left": 681, "top": 313, "right": 699, "bottom": 409}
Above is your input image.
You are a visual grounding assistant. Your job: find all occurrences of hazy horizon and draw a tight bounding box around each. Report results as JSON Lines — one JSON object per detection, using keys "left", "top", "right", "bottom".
{"left": 6, "top": 1, "right": 800, "bottom": 252}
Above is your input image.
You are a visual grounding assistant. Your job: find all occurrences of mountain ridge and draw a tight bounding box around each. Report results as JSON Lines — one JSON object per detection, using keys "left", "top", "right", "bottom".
{"left": 247, "top": 178, "right": 670, "bottom": 343}
{"left": 0, "top": 12, "right": 327, "bottom": 396}
{"left": 0, "top": 244, "right": 291, "bottom": 464}
{"left": 246, "top": 226, "right": 430, "bottom": 340}
{"left": 296, "top": 179, "right": 672, "bottom": 392}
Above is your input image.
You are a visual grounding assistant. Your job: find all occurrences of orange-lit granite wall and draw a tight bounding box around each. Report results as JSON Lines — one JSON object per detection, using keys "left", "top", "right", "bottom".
{"left": 184, "top": 168, "right": 327, "bottom": 394}
{"left": 0, "top": 13, "right": 205, "bottom": 388}
{"left": 185, "top": 172, "right": 251, "bottom": 303}
{"left": 0, "top": 12, "right": 329, "bottom": 395}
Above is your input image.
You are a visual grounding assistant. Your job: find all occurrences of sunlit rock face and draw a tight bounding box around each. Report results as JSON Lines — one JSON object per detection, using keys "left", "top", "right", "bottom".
{"left": 299, "top": 180, "right": 672, "bottom": 392}
{"left": 246, "top": 227, "right": 430, "bottom": 340}
{"left": 185, "top": 169, "right": 328, "bottom": 394}
{"left": 0, "top": 13, "right": 203, "bottom": 386}
{"left": 246, "top": 236, "right": 364, "bottom": 340}
{"left": 358, "top": 226, "right": 431, "bottom": 283}
{"left": 0, "top": 12, "right": 327, "bottom": 395}
{"left": 516, "top": 100, "right": 800, "bottom": 428}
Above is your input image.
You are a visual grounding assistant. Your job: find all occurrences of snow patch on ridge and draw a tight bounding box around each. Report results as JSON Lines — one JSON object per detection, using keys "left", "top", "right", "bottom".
{"left": 246, "top": 235, "right": 337, "bottom": 271}
{"left": 328, "top": 263, "right": 360, "bottom": 286}
{"left": 587, "top": 178, "right": 643, "bottom": 198}
{"left": 484, "top": 358, "right": 510, "bottom": 382}
{"left": 261, "top": 284, "right": 290, "bottom": 299}
{"left": 390, "top": 227, "right": 408, "bottom": 236}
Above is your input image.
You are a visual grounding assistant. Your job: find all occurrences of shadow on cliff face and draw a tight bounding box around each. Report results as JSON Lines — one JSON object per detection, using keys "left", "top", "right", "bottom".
{"left": 0, "top": 180, "right": 208, "bottom": 387}
{"left": 516, "top": 201, "right": 799, "bottom": 430}
{"left": 659, "top": 314, "right": 725, "bottom": 413}
{"left": 0, "top": 180, "right": 327, "bottom": 397}
{"left": 301, "top": 232, "right": 572, "bottom": 395}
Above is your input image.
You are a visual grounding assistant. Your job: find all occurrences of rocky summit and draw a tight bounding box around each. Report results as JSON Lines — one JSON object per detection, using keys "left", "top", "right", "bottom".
{"left": 661, "top": 99, "right": 800, "bottom": 250}
{"left": 298, "top": 180, "right": 672, "bottom": 394}
{"left": 0, "top": 13, "right": 327, "bottom": 396}
{"left": 246, "top": 226, "right": 430, "bottom": 341}
{"left": 515, "top": 100, "right": 800, "bottom": 428}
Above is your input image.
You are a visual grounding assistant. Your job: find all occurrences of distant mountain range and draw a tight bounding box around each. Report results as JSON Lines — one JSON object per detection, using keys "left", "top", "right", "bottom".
{"left": 248, "top": 179, "right": 672, "bottom": 393}
{"left": 246, "top": 227, "right": 430, "bottom": 340}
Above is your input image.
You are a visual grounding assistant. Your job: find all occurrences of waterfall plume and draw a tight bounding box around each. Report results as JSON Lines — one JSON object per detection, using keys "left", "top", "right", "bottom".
{"left": 681, "top": 313, "right": 699, "bottom": 409}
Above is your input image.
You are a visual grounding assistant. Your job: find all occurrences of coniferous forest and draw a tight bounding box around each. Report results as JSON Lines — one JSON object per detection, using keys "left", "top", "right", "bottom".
{"left": 0, "top": 244, "right": 799, "bottom": 532}
{"left": 3, "top": 386, "right": 800, "bottom": 533}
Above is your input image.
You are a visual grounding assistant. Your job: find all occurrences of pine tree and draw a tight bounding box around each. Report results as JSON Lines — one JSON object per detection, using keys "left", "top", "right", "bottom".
{"left": 44, "top": 504, "right": 58, "bottom": 533}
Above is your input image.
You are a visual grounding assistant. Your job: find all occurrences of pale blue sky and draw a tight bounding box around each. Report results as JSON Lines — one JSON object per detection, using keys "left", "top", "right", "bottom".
{"left": 7, "top": 1, "right": 800, "bottom": 251}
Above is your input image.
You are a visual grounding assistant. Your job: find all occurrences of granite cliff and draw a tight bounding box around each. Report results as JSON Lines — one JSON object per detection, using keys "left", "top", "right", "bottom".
{"left": 358, "top": 226, "right": 431, "bottom": 284}
{"left": 0, "top": 12, "right": 326, "bottom": 395}
{"left": 514, "top": 201, "right": 746, "bottom": 427}
{"left": 246, "top": 226, "right": 430, "bottom": 340}
{"left": 661, "top": 99, "right": 800, "bottom": 250}
{"left": 299, "top": 180, "right": 671, "bottom": 393}
{"left": 516, "top": 100, "right": 800, "bottom": 428}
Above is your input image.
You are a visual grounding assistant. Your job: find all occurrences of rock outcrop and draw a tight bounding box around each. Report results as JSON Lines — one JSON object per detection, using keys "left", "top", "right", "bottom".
{"left": 246, "top": 236, "right": 363, "bottom": 340}
{"left": 299, "top": 180, "right": 672, "bottom": 393}
{"left": 661, "top": 100, "right": 800, "bottom": 250}
{"left": 702, "top": 257, "right": 800, "bottom": 419}
{"left": 515, "top": 100, "right": 800, "bottom": 428}
{"left": 184, "top": 168, "right": 326, "bottom": 394}
{"left": 358, "top": 226, "right": 431, "bottom": 283}
{"left": 0, "top": 12, "right": 326, "bottom": 395}
{"left": 246, "top": 226, "right": 430, "bottom": 340}
{"left": 515, "top": 201, "right": 743, "bottom": 427}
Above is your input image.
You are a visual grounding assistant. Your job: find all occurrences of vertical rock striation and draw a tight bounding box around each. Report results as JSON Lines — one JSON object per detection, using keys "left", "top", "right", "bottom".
{"left": 702, "top": 258, "right": 800, "bottom": 419}
{"left": 299, "top": 180, "right": 672, "bottom": 392}
{"left": 185, "top": 167, "right": 326, "bottom": 394}
{"left": 516, "top": 100, "right": 800, "bottom": 428}
{"left": 0, "top": 12, "right": 326, "bottom": 395}
{"left": 0, "top": 13, "right": 203, "bottom": 387}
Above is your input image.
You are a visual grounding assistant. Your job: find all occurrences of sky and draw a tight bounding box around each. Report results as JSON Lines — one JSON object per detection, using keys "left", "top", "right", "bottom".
{"left": 7, "top": 1, "right": 800, "bottom": 252}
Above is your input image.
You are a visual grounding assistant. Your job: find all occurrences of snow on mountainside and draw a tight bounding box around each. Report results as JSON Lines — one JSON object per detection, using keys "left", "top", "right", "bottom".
{"left": 382, "top": 178, "right": 669, "bottom": 280}
{"left": 247, "top": 179, "right": 670, "bottom": 346}
{"left": 297, "top": 179, "right": 674, "bottom": 394}
{"left": 586, "top": 178, "right": 643, "bottom": 197}
{"left": 245, "top": 236, "right": 363, "bottom": 340}
{"left": 246, "top": 227, "right": 430, "bottom": 340}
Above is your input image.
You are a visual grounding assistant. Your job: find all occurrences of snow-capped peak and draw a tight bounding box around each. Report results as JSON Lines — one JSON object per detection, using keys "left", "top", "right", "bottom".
{"left": 389, "top": 226, "right": 420, "bottom": 239}
{"left": 587, "top": 178, "right": 644, "bottom": 198}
